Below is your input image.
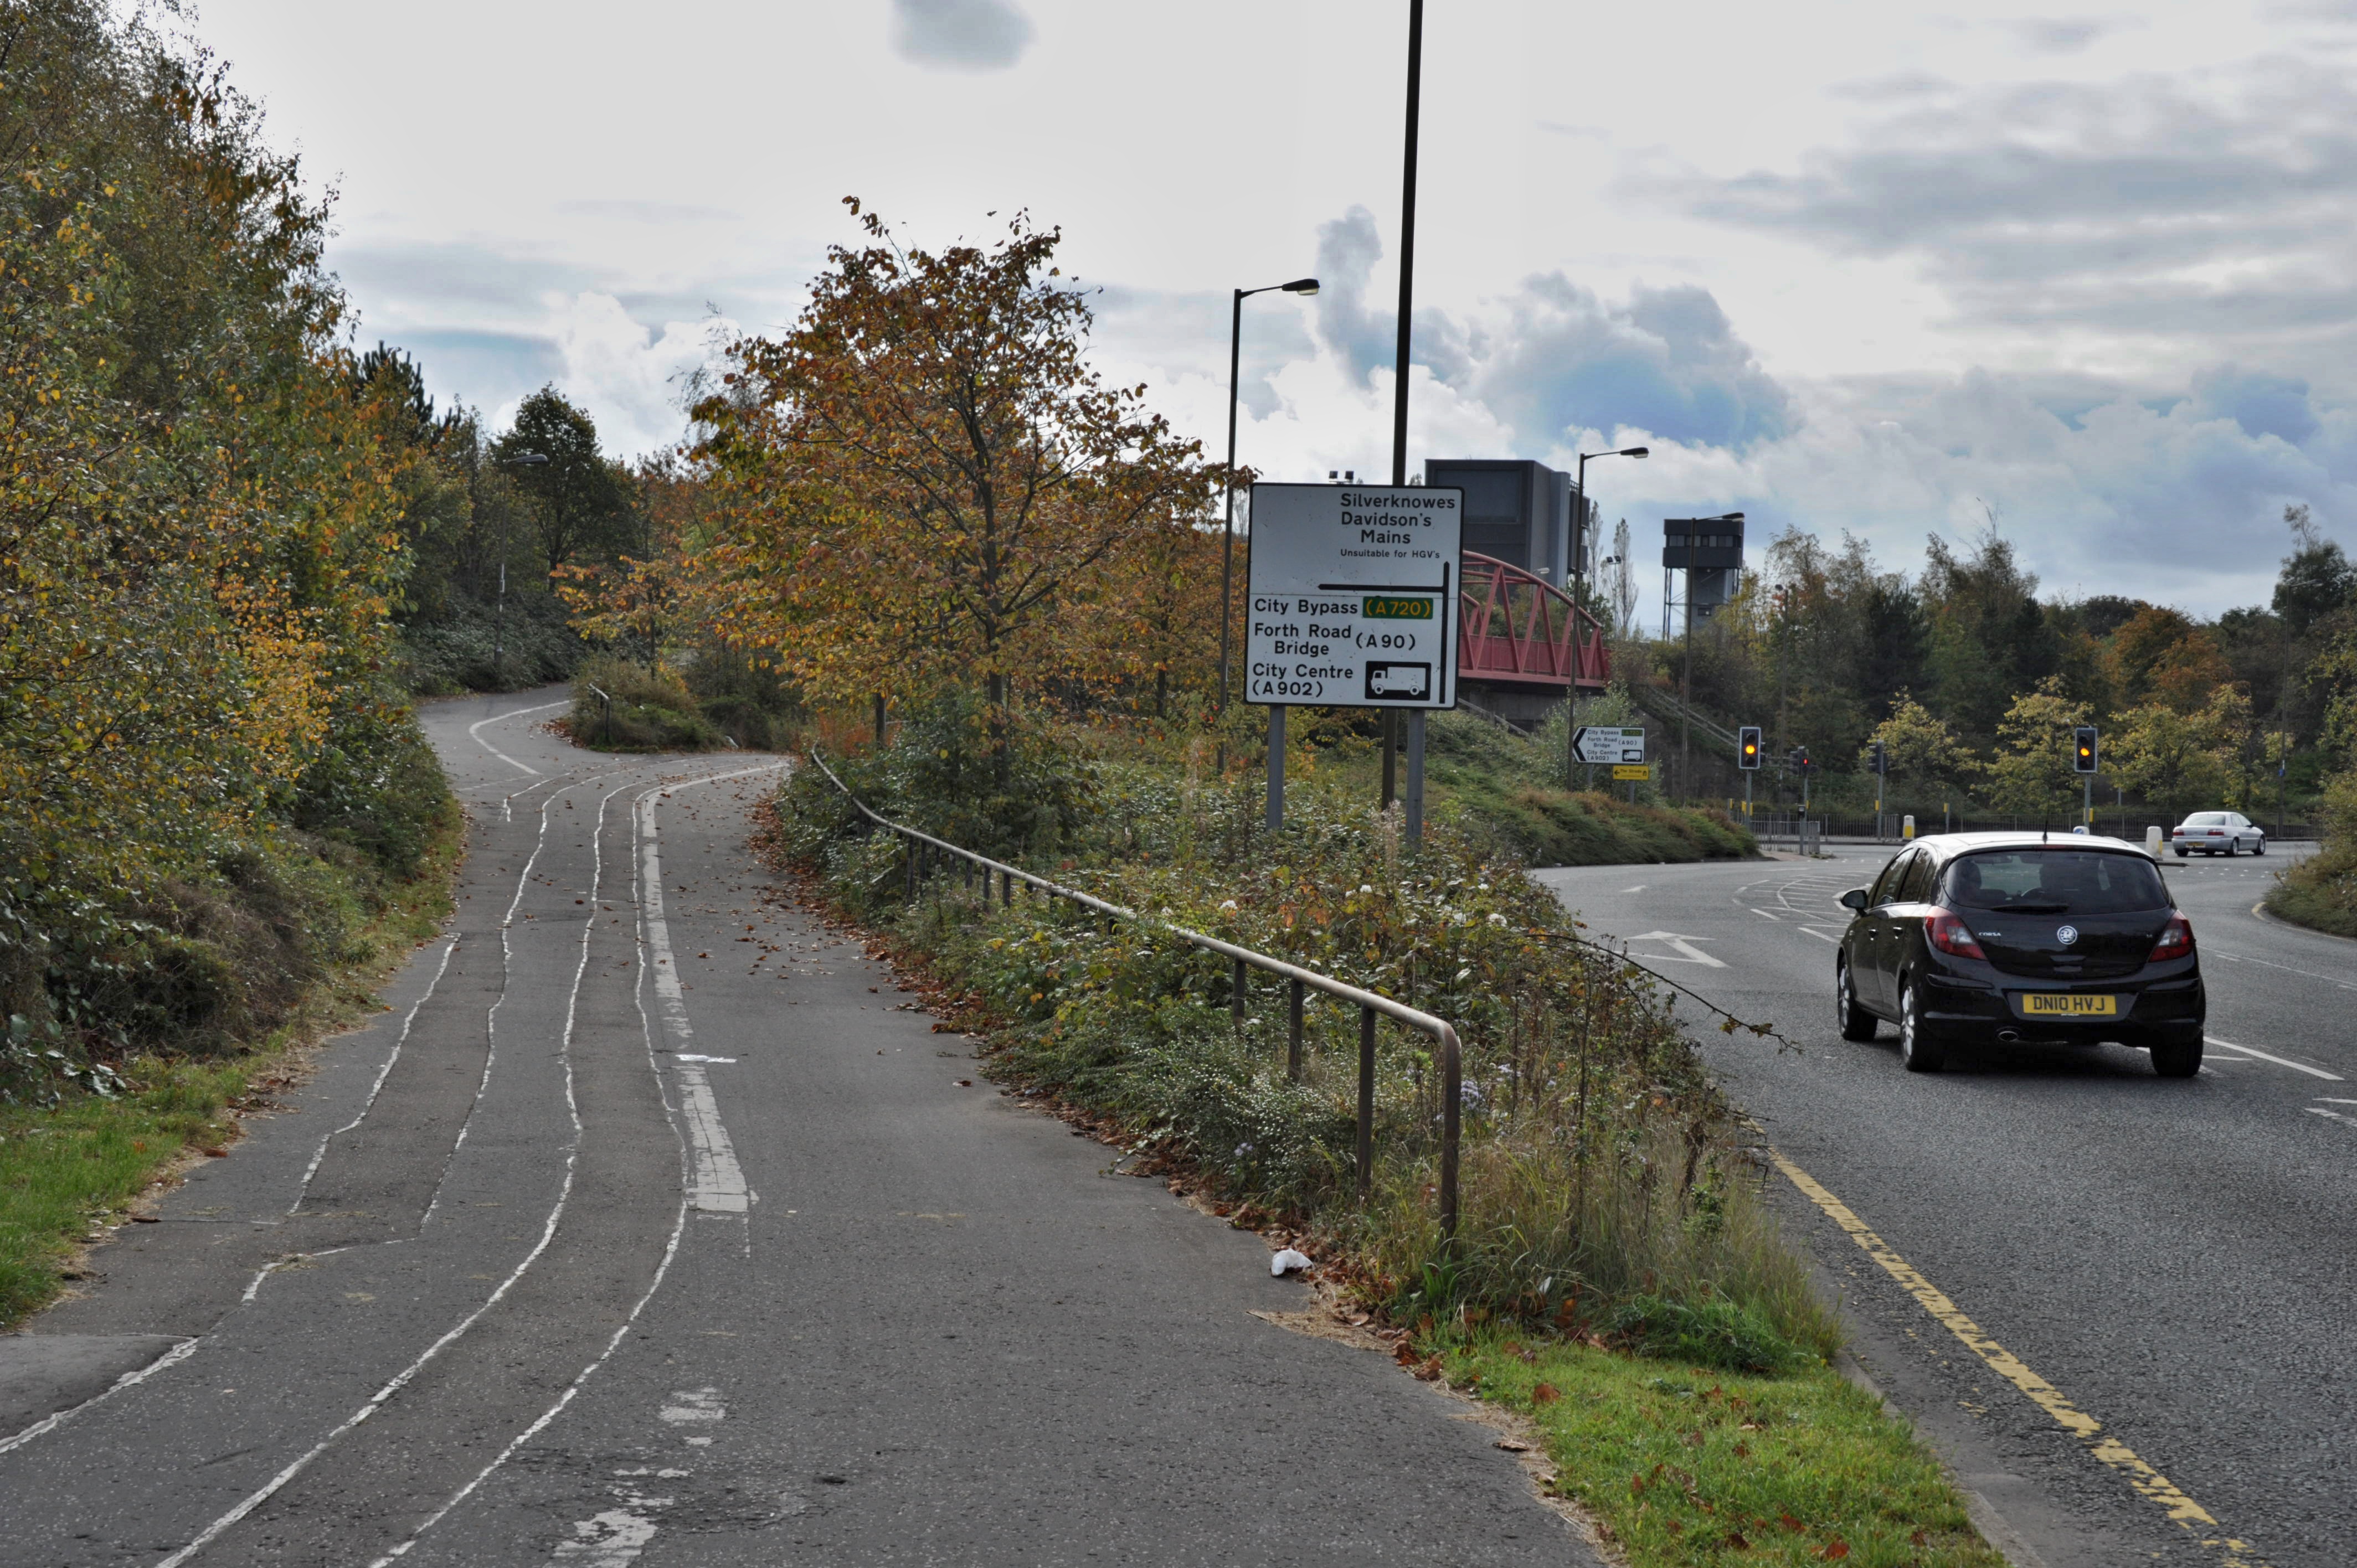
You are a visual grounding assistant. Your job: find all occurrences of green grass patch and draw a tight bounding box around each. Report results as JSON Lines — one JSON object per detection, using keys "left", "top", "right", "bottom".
{"left": 0, "top": 798, "right": 462, "bottom": 1328}
{"left": 2263, "top": 768, "right": 2357, "bottom": 938}
{"left": 1445, "top": 1331, "right": 2005, "bottom": 1566}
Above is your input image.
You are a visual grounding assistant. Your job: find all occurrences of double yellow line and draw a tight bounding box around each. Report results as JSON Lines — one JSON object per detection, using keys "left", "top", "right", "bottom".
{"left": 1773, "top": 1152, "right": 2268, "bottom": 1568}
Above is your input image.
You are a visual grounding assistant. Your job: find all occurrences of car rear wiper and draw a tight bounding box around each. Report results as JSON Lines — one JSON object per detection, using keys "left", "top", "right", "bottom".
{"left": 1999, "top": 901, "right": 2071, "bottom": 913}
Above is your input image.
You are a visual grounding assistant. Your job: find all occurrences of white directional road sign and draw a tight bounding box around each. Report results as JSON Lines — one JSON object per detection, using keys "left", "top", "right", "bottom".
{"left": 1572, "top": 725, "right": 1646, "bottom": 765}
{"left": 1244, "top": 482, "right": 1462, "bottom": 708}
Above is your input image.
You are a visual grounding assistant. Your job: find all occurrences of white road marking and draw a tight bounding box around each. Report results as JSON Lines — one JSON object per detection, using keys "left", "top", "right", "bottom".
{"left": 636, "top": 764, "right": 784, "bottom": 1214}
{"left": 1797, "top": 927, "right": 1844, "bottom": 943}
{"left": 549, "top": 1505, "right": 665, "bottom": 1564}
{"left": 163, "top": 781, "right": 619, "bottom": 1568}
{"left": 1624, "top": 931, "right": 1727, "bottom": 968}
{"left": 2210, "top": 951, "right": 2357, "bottom": 993}
{"left": 660, "top": 1387, "right": 725, "bottom": 1425}
{"left": 2306, "top": 1107, "right": 2357, "bottom": 1129}
{"left": 2203, "top": 1037, "right": 2343, "bottom": 1081}
{"left": 467, "top": 700, "right": 569, "bottom": 778}
{"left": 1620, "top": 884, "right": 1647, "bottom": 893}
{"left": 1749, "top": 907, "right": 1782, "bottom": 920}
{"left": 292, "top": 938, "right": 459, "bottom": 1209}
{"left": 0, "top": 1337, "right": 199, "bottom": 1457}
{"left": 367, "top": 776, "right": 732, "bottom": 1567}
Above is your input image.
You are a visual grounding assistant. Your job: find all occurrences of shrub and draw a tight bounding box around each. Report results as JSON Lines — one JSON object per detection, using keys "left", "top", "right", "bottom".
{"left": 568, "top": 656, "right": 722, "bottom": 752}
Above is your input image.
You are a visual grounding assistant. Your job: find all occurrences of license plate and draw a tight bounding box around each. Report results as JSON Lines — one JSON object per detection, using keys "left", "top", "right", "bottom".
{"left": 2019, "top": 993, "right": 2117, "bottom": 1017}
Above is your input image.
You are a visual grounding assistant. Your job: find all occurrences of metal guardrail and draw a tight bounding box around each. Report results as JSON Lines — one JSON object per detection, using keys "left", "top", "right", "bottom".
{"left": 805, "top": 750, "right": 1465, "bottom": 1241}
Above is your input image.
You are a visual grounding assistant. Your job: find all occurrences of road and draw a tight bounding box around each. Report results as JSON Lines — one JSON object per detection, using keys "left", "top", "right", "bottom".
{"left": 1, "top": 690, "right": 1589, "bottom": 1567}
{"left": 1533, "top": 840, "right": 2353, "bottom": 1568}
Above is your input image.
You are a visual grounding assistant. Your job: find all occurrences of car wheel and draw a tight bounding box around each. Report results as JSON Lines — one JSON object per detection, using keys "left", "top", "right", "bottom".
{"left": 2151, "top": 1036, "right": 2203, "bottom": 1078}
{"left": 2253, "top": 835, "right": 2266, "bottom": 856}
{"left": 2224, "top": 838, "right": 2237, "bottom": 857}
{"left": 1898, "top": 977, "right": 1947, "bottom": 1073}
{"left": 2174, "top": 847, "right": 2188, "bottom": 858}
{"left": 1838, "top": 961, "right": 1879, "bottom": 1041}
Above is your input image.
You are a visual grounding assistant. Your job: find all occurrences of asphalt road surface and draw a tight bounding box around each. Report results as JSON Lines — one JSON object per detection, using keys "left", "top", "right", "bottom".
{"left": 0, "top": 689, "right": 1589, "bottom": 1567}
{"left": 1534, "top": 838, "right": 2351, "bottom": 1568}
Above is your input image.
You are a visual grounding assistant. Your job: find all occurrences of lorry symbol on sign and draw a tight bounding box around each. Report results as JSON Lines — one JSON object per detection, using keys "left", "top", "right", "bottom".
{"left": 1364, "top": 662, "right": 1431, "bottom": 700}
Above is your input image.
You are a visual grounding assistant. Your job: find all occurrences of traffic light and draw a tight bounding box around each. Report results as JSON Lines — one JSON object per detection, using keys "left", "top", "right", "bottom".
{"left": 1869, "top": 740, "right": 1888, "bottom": 776}
{"left": 1738, "top": 726, "right": 1762, "bottom": 770}
{"left": 2072, "top": 726, "right": 2098, "bottom": 774}
{"left": 1789, "top": 745, "right": 1812, "bottom": 773}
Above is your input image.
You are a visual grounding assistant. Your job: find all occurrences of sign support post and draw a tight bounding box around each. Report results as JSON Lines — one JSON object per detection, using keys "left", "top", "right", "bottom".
{"left": 1406, "top": 709, "right": 1426, "bottom": 844}
{"left": 1266, "top": 705, "right": 1286, "bottom": 832}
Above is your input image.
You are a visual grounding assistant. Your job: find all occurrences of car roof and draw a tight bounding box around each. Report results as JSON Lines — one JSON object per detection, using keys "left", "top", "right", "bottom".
{"left": 1894, "top": 832, "right": 2158, "bottom": 860}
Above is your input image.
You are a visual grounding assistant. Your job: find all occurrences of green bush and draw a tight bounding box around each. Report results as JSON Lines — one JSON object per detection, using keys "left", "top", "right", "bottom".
{"left": 1607, "top": 1292, "right": 1807, "bottom": 1374}
{"left": 684, "top": 646, "right": 803, "bottom": 750}
{"left": 568, "top": 657, "right": 722, "bottom": 752}
{"left": 399, "top": 590, "right": 585, "bottom": 695}
{"left": 2266, "top": 767, "right": 2357, "bottom": 936}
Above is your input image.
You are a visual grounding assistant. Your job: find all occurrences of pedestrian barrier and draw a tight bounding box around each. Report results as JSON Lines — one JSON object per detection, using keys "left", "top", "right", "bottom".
{"left": 806, "top": 751, "right": 1466, "bottom": 1242}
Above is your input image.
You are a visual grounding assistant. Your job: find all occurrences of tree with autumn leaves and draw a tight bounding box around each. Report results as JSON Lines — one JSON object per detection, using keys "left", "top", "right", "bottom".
{"left": 685, "top": 203, "right": 1219, "bottom": 764}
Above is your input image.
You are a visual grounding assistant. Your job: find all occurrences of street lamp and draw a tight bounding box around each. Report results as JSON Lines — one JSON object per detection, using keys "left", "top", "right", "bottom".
{"left": 494, "top": 451, "right": 549, "bottom": 680}
{"left": 1566, "top": 445, "right": 1646, "bottom": 786}
{"left": 1216, "top": 277, "right": 1319, "bottom": 721}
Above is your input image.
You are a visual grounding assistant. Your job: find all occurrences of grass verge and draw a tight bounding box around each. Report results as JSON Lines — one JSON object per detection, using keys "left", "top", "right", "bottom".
{"left": 2261, "top": 769, "right": 2357, "bottom": 938}
{"left": 0, "top": 808, "right": 463, "bottom": 1328}
{"left": 1440, "top": 1329, "right": 2008, "bottom": 1566}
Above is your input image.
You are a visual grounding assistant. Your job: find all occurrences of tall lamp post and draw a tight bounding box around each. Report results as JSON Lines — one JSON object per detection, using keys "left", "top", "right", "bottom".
{"left": 1565, "top": 445, "right": 1646, "bottom": 786}
{"left": 494, "top": 451, "right": 549, "bottom": 681}
{"left": 1216, "top": 278, "right": 1320, "bottom": 724}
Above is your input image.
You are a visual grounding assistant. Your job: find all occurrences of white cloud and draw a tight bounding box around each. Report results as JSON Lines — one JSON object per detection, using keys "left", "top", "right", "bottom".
{"left": 495, "top": 293, "right": 733, "bottom": 461}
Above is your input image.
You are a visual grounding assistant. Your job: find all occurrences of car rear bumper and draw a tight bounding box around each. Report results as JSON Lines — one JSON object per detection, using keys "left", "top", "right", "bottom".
{"left": 1919, "top": 972, "right": 2204, "bottom": 1043}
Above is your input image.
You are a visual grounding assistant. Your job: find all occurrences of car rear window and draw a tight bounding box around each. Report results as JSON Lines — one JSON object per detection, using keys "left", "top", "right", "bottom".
{"left": 1941, "top": 851, "right": 2169, "bottom": 915}
{"left": 2185, "top": 813, "right": 2227, "bottom": 826}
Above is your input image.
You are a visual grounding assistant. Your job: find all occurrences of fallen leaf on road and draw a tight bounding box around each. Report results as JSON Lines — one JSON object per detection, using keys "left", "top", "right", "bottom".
{"left": 1531, "top": 1383, "right": 1560, "bottom": 1405}
{"left": 1493, "top": 1438, "right": 1530, "bottom": 1453}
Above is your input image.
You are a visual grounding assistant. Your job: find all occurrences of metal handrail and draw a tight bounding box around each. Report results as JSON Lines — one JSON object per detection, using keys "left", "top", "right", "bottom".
{"left": 804, "top": 750, "right": 1463, "bottom": 1240}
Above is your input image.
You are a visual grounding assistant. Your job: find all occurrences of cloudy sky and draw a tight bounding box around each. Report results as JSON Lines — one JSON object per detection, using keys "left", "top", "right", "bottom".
{"left": 191, "top": 0, "right": 2357, "bottom": 620}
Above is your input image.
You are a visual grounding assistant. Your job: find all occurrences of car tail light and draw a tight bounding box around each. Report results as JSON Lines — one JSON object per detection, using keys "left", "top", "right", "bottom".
{"left": 1926, "top": 909, "right": 1987, "bottom": 960}
{"left": 2207, "top": 828, "right": 2225, "bottom": 835}
{"left": 2149, "top": 914, "right": 2194, "bottom": 962}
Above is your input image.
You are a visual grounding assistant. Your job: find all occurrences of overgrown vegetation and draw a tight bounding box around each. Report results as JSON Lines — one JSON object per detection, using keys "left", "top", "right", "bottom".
{"left": 2267, "top": 767, "right": 2357, "bottom": 937}
{"left": 773, "top": 714, "right": 1828, "bottom": 1358}
{"left": 0, "top": 0, "right": 465, "bottom": 1322}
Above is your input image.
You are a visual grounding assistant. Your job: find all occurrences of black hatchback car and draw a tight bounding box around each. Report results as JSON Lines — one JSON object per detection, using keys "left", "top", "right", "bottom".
{"left": 1834, "top": 832, "right": 2205, "bottom": 1076}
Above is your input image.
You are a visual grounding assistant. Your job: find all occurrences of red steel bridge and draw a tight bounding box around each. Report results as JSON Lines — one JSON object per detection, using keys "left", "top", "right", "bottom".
{"left": 1457, "top": 550, "right": 1610, "bottom": 698}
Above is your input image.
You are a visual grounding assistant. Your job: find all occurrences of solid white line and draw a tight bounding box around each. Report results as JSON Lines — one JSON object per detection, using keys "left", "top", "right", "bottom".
{"left": 2210, "top": 951, "right": 2357, "bottom": 993}
{"left": 1749, "top": 907, "right": 1782, "bottom": 921}
{"left": 2306, "top": 1107, "right": 2357, "bottom": 1129}
{"left": 292, "top": 939, "right": 459, "bottom": 1210}
{"left": 636, "top": 764, "right": 783, "bottom": 1214}
{"left": 467, "top": 700, "right": 570, "bottom": 778}
{"left": 156, "top": 781, "right": 614, "bottom": 1568}
{"left": 1798, "top": 927, "right": 1843, "bottom": 943}
{"left": 0, "top": 1337, "right": 200, "bottom": 1457}
{"left": 363, "top": 764, "right": 777, "bottom": 1565}
{"left": 2203, "top": 1036, "right": 2343, "bottom": 1081}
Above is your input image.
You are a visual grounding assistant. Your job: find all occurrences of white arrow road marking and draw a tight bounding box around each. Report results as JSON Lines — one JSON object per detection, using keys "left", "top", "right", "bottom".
{"left": 1625, "top": 932, "right": 1727, "bottom": 968}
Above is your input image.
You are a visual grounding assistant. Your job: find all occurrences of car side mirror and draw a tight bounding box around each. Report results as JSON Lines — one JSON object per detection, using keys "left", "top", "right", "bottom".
{"left": 1839, "top": 888, "right": 1870, "bottom": 911}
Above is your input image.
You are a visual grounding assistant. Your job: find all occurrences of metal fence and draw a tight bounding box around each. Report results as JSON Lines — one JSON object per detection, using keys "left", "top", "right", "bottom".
{"left": 806, "top": 752, "right": 1468, "bottom": 1241}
